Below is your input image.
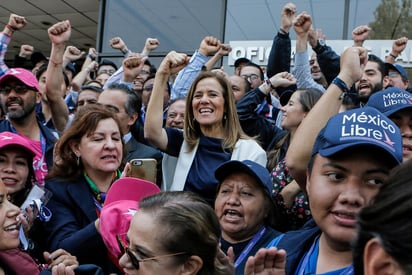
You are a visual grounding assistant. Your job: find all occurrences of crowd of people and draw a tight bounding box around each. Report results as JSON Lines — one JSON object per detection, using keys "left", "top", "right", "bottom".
{"left": 0, "top": 2, "right": 411, "bottom": 274}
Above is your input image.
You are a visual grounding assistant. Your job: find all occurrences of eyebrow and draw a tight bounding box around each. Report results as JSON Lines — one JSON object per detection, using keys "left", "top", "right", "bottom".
{"left": 364, "top": 69, "right": 378, "bottom": 74}
{"left": 322, "top": 162, "right": 389, "bottom": 175}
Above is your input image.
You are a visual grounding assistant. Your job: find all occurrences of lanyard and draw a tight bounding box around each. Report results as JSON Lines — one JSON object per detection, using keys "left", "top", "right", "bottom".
{"left": 296, "top": 235, "right": 354, "bottom": 275}
{"left": 84, "top": 171, "right": 120, "bottom": 212}
{"left": 10, "top": 124, "right": 47, "bottom": 170}
{"left": 234, "top": 226, "right": 266, "bottom": 268}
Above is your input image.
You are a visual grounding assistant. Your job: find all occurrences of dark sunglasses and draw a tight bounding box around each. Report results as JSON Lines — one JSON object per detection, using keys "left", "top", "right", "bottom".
{"left": 116, "top": 234, "right": 186, "bottom": 270}
{"left": 0, "top": 85, "right": 30, "bottom": 95}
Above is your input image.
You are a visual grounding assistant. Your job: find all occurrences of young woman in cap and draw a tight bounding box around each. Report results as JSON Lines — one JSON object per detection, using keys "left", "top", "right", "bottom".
{"left": 249, "top": 47, "right": 404, "bottom": 274}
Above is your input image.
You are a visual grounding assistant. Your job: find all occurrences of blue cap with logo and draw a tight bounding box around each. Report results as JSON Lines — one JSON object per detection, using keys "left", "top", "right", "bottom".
{"left": 312, "top": 107, "right": 402, "bottom": 165}
{"left": 366, "top": 87, "right": 412, "bottom": 116}
{"left": 385, "top": 63, "right": 408, "bottom": 80}
{"left": 215, "top": 160, "right": 273, "bottom": 194}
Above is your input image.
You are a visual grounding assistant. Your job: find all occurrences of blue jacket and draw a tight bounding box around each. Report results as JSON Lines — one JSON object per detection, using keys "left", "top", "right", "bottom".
{"left": 274, "top": 219, "right": 321, "bottom": 274}
{"left": 44, "top": 176, "right": 120, "bottom": 274}
{"left": 221, "top": 227, "right": 282, "bottom": 275}
{"left": 236, "top": 87, "right": 287, "bottom": 152}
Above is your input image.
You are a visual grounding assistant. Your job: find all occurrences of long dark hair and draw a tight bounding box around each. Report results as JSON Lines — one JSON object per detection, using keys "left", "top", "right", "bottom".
{"left": 267, "top": 88, "right": 323, "bottom": 171}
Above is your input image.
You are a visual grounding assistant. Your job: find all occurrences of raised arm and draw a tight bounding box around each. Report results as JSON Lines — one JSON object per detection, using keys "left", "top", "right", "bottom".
{"left": 286, "top": 46, "right": 369, "bottom": 186}
{"left": 62, "top": 45, "right": 84, "bottom": 69}
{"left": 237, "top": 72, "right": 295, "bottom": 150}
{"left": 308, "top": 29, "right": 340, "bottom": 85}
{"left": 171, "top": 36, "right": 220, "bottom": 99}
{"left": 70, "top": 48, "right": 98, "bottom": 91}
{"left": 1, "top": 14, "right": 27, "bottom": 76}
{"left": 292, "top": 12, "right": 325, "bottom": 91}
{"left": 121, "top": 53, "right": 146, "bottom": 83}
{"left": 144, "top": 51, "right": 189, "bottom": 150}
{"left": 267, "top": 2, "right": 296, "bottom": 78}
{"left": 46, "top": 20, "right": 70, "bottom": 132}
{"left": 352, "top": 25, "right": 371, "bottom": 47}
{"left": 141, "top": 37, "right": 160, "bottom": 56}
{"left": 204, "top": 44, "right": 232, "bottom": 71}
{"left": 385, "top": 36, "right": 408, "bottom": 63}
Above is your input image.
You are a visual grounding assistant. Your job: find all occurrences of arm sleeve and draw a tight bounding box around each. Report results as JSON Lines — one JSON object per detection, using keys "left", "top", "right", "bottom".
{"left": 267, "top": 32, "right": 291, "bottom": 78}
{"left": 315, "top": 45, "right": 341, "bottom": 86}
{"left": 292, "top": 50, "right": 325, "bottom": 92}
{"left": 0, "top": 32, "right": 10, "bottom": 77}
{"left": 45, "top": 182, "right": 107, "bottom": 264}
{"left": 236, "top": 87, "right": 286, "bottom": 151}
{"left": 171, "top": 50, "right": 208, "bottom": 100}
{"left": 103, "top": 66, "right": 124, "bottom": 89}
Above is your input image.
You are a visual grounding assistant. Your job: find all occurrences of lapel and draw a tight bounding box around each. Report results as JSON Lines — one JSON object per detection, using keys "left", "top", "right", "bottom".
{"left": 67, "top": 177, "right": 97, "bottom": 222}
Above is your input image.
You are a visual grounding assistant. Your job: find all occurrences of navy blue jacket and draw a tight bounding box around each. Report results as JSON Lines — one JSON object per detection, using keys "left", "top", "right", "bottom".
{"left": 236, "top": 87, "right": 287, "bottom": 152}
{"left": 276, "top": 219, "right": 321, "bottom": 274}
{"left": 44, "top": 176, "right": 120, "bottom": 274}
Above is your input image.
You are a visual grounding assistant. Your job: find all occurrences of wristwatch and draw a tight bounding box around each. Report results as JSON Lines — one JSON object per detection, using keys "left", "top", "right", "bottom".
{"left": 313, "top": 39, "right": 326, "bottom": 54}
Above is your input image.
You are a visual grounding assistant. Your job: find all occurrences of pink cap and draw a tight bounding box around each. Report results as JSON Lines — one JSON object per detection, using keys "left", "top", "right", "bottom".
{"left": 100, "top": 177, "right": 160, "bottom": 262}
{"left": 0, "top": 131, "right": 36, "bottom": 158}
{"left": 0, "top": 68, "right": 40, "bottom": 92}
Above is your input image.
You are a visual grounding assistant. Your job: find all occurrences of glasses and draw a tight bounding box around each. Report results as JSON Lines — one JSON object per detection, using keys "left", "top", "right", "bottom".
{"left": 116, "top": 234, "right": 186, "bottom": 270}
{"left": 98, "top": 69, "right": 115, "bottom": 76}
{"left": 241, "top": 74, "right": 259, "bottom": 82}
{"left": 0, "top": 85, "right": 30, "bottom": 95}
{"left": 388, "top": 72, "right": 401, "bottom": 78}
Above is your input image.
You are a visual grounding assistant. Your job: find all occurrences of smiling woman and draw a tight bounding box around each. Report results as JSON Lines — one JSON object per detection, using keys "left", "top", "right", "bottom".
{"left": 144, "top": 51, "right": 267, "bottom": 204}
{"left": 43, "top": 104, "right": 125, "bottom": 274}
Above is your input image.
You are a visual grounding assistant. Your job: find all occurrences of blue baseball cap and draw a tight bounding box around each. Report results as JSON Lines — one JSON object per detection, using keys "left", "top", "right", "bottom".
{"left": 366, "top": 87, "right": 412, "bottom": 116}
{"left": 312, "top": 107, "right": 402, "bottom": 165}
{"left": 215, "top": 160, "right": 273, "bottom": 194}
{"left": 385, "top": 63, "right": 408, "bottom": 80}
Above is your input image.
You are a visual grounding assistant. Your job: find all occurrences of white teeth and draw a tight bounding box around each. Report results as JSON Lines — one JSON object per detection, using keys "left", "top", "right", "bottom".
{"left": 2, "top": 178, "right": 17, "bottom": 184}
{"left": 4, "top": 224, "right": 19, "bottom": 231}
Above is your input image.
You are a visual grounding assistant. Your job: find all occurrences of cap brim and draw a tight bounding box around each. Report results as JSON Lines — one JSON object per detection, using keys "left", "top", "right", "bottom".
{"left": 383, "top": 105, "right": 412, "bottom": 117}
{"left": 0, "top": 74, "right": 38, "bottom": 91}
{"left": 319, "top": 142, "right": 401, "bottom": 165}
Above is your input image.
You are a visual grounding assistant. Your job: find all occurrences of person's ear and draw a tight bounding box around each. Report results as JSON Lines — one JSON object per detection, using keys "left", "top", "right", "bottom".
{"left": 35, "top": 91, "right": 42, "bottom": 103}
{"left": 382, "top": 75, "right": 390, "bottom": 89}
{"left": 128, "top": 112, "right": 138, "bottom": 127}
{"left": 364, "top": 237, "right": 402, "bottom": 275}
{"left": 69, "top": 142, "right": 80, "bottom": 157}
{"left": 181, "top": 255, "right": 203, "bottom": 275}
